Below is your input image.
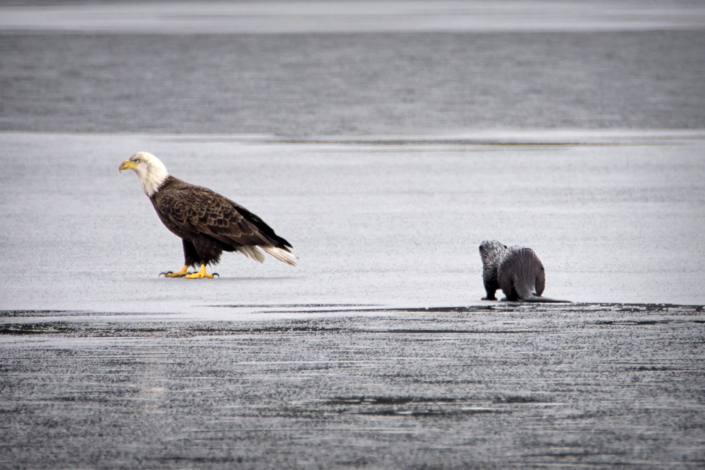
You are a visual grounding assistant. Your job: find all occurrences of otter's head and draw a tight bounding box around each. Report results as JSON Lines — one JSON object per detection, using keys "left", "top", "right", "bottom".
{"left": 479, "top": 240, "right": 507, "bottom": 265}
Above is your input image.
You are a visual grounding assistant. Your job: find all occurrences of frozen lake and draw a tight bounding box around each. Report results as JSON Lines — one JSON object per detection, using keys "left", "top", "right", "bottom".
{"left": 1, "top": 2, "right": 704, "bottom": 468}
{"left": 2, "top": 0, "right": 700, "bottom": 314}
{"left": 1, "top": 130, "right": 703, "bottom": 319}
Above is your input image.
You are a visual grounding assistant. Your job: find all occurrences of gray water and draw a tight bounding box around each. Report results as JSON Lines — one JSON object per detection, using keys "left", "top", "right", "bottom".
{"left": 2, "top": 304, "right": 704, "bottom": 470}
{"left": 2, "top": 31, "right": 705, "bottom": 135}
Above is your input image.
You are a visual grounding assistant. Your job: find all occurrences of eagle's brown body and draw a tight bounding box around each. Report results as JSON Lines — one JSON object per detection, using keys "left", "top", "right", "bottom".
{"left": 120, "top": 152, "right": 296, "bottom": 278}
{"left": 150, "top": 176, "right": 295, "bottom": 268}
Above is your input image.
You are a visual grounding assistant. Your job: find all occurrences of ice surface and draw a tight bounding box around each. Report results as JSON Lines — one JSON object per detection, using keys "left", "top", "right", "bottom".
{"left": 0, "top": 1, "right": 703, "bottom": 320}
{"left": 1, "top": 130, "right": 703, "bottom": 319}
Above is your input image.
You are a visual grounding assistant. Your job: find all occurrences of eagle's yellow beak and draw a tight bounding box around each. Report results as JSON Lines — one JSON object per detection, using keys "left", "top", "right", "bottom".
{"left": 119, "top": 160, "right": 137, "bottom": 172}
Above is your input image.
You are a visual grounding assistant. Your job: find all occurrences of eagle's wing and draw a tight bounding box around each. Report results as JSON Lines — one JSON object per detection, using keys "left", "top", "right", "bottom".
{"left": 154, "top": 183, "right": 291, "bottom": 250}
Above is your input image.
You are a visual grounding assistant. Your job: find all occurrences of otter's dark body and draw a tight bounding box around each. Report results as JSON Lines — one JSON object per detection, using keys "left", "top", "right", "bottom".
{"left": 479, "top": 240, "right": 568, "bottom": 303}
{"left": 497, "top": 246, "right": 546, "bottom": 301}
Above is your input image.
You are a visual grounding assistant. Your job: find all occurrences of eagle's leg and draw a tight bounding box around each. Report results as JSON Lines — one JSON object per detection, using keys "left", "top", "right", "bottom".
{"left": 184, "top": 264, "right": 219, "bottom": 279}
{"left": 160, "top": 265, "right": 189, "bottom": 278}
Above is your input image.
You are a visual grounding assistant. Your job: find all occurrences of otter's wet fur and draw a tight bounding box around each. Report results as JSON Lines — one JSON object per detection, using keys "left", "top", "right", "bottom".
{"left": 479, "top": 240, "right": 506, "bottom": 300}
{"left": 479, "top": 240, "right": 570, "bottom": 303}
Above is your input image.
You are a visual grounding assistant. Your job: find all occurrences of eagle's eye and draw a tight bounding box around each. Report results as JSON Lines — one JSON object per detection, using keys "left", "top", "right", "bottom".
{"left": 133, "top": 158, "right": 141, "bottom": 164}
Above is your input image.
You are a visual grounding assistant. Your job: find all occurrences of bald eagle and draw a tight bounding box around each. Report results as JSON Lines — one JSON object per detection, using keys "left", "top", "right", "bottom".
{"left": 119, "top": 152, "right": 297, "bottom": 279}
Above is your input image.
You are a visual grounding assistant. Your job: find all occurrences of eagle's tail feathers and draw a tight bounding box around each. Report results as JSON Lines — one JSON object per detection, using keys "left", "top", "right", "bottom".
{"left": 237, "top": 246, "right": 266, "bottom": 263}
{"left": 262, "top": 246, "right": 298, "bottom": 266}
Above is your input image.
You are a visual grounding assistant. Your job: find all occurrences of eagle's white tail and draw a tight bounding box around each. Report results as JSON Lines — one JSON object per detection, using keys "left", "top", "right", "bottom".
{"left": 262, "top": 246, "right": 298, "bottom": 266}
{"left": 237, "top": 246, "right": 266, "bottom": 263}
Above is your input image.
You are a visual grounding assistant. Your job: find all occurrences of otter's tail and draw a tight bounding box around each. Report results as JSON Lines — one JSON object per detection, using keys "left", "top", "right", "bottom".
{"left": 524, "top": 296, "right": 571, "bottom": 303}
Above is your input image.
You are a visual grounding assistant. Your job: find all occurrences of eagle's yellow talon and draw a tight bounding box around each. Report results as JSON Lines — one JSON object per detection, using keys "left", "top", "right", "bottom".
{"left": 161, "top": 272, "right": 187, "bottom": 278}
{"left": 160, "top": 265, "right": 189, "bottom": 278}
{"left": 184, "top": 265, "right": 216, "bottom": 279}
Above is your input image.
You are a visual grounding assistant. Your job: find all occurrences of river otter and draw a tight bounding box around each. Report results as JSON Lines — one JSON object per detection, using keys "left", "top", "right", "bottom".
{"left": 479, "top": 240, "right": 569, "bottom": 303}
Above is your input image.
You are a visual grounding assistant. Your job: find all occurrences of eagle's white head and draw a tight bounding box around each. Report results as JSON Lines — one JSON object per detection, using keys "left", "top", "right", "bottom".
{"left": 119, "top": 152, "right": 169, "bottom": 197}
